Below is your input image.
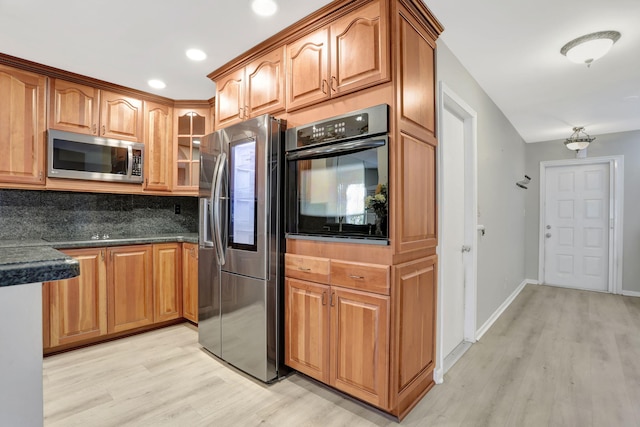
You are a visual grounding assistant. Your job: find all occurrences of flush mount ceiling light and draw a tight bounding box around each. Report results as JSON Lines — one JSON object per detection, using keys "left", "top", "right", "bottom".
{"left": 252, "top": 0, "right": 278, "bottom": 17}
{"left": 564, "top": 126, "right": 595, "bottom": 151}
{"left": 147, "top": 79, "right": 166, "bottom": 89}
{"left": 186, "top": 49, "right": 207, "bottom": 61}
{"left": 560, "top": 31, "right": 621, "bottom": 67}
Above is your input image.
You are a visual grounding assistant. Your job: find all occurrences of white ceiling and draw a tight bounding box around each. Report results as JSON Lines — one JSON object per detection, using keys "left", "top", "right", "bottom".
{"left": 1, "top": 0, "right": 639, "bottom": 143}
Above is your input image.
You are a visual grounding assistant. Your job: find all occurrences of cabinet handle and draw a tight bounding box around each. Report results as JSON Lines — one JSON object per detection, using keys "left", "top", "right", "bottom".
{"left": 145, "top": 178, "right": 148, "bottom": 186}
{"left": 321, "top": 79, "right": 328, "bottom": 94}
{"left": 297, "top": 266, "right": 311, "bottom": 272}
{"left": 330, "top": 76, "right": 337, "bottom": 92}
{"left": 39, "top": 171, "right": 43, "bottom": 180}
{"left": 101, "top": 250, "right": 105, "bottom": 261}
{"left": 102, "top": 125, "right": 106, "bottom": 135}
{"left": 349, "top": 274, "right": 365, "bottom": 280}
{"left": 330, "top": 292, "right": 336, "bottom": 307}
{"left": 92, "top": 124, "right": 97, "bottom": 134}
{"left": 239, "top": 107, "right": 244, "bottom": 119}
{"left": 322, "top": 291, "right": 327, "bottom": 306}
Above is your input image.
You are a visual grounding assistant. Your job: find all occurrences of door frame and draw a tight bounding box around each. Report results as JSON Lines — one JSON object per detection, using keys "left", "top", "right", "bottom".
{"left": 434, "top": 82, "right": 478, "bottom": 383}
{"left": 538, "top": 156, "right": 624, "bottom": 294}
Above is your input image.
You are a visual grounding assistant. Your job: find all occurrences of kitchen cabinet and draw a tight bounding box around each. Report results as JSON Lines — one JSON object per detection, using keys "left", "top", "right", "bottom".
{"left": 153, "top": 243, "right": 182, "bottom": 322}
{"left": 107, "top": 245, "right": 153, "bottom": 333}
{"left": 48, "top": 248, "right": 107, "bottom": 346}
{"left": 0, "top": 64, "right": 46, "bottom": 186}
{"left": 215, "top": 46, "right": 286, "bottom": 129}
{"left": 286, "top": 0, "right": 389, "bottom": 111}
{"left": 49, "top": 79, "right": 143, "bottom": 142}
{"left": 285, "top": 254, "right": 389, "bottom": 408}
{"left": 182, "top": 243, "right": 198, "bottom": 323}
{"left": 174, "top": 106, "right": 211, "bottom": 192}
{"left": 144, "top": 101, "right": 173, "bottom": 191}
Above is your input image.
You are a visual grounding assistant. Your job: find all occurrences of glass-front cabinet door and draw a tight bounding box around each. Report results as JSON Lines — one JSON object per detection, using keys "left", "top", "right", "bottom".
{"left": 174, "top": 105, "right": 212, "bottom": 192}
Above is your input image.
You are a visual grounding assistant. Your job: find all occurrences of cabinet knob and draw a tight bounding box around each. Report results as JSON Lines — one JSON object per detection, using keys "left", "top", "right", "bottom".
{"left": 92, "top": 124, "right": 97, "bottom": 134}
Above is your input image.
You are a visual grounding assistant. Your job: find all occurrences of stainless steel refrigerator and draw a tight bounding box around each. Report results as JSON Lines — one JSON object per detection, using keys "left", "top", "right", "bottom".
{"left": 198, "top": 114, "right": 287, "bottom": 383}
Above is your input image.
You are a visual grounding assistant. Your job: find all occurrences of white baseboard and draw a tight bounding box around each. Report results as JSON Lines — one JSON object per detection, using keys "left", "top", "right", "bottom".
{"left": 622, "top": 290, "right": 640, "bottom": 298}
{"left": 475, "top": 279, "right": 532, "bottom": 340}
{"left": 433, "top": 368, "right": 444, "bottom": 384}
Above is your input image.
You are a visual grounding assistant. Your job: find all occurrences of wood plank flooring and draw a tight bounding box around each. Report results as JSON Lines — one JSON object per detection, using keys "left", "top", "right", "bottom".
{"left": 43, "top": 284, "right": 640, "bottom": 426}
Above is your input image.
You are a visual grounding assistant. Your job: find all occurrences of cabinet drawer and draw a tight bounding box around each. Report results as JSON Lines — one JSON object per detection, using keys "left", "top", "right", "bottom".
{"left": 285, "top": 254, "right": 330, "bottom": 283}
{"left": 330, "top": 260, "right": 389, "bottom": 295}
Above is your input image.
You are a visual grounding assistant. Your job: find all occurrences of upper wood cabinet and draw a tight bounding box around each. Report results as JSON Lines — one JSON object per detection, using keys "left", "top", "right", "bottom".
{"left": 48, "top": 248, "right": 107, "bottom": 347}
{"left": 144, "top": 101, "right": 173, "bottom": 191}
{"left": 49, "top": 79, "right": 143, "bottom": 142}
{"left": 174, "top": 106, "right": 211, "bottom": 192}
{"left": 107, "top": 245, "right": 153, "bottom": 333}
{"left": 215, "top": 46, "right": 286, "bottom": 129}
{"left": 153, "top": 243, "right": 182, "bottom": 322}
{"left": 286, "top": 0, "right": 389, "bottom": 111}
{"left": 0, "top": 64, "right": 46, "bottom": 185}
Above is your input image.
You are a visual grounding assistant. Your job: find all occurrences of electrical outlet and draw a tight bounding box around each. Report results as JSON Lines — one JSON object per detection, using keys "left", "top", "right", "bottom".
{"left": 174, "top": 204, "right": 181, "bottom": 214}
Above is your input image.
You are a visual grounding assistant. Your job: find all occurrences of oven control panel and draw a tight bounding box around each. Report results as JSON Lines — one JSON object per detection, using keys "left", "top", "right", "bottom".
{"left": 287, "top": 104, "right": 388, "bottom": 150}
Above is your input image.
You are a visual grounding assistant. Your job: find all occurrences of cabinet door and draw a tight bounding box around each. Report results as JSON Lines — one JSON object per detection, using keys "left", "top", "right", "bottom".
{"left": 285, "top": 278, "right": 330, "bottom": 383}
{"left": 330, "top": 286, "right": 389, "bottom": 408}
{"left": 330, "top": 0, "right": 389, "bottom": 96}
{"left": 286, "top": 27, "right": 330, "bottom": 111}
{"left": 182, "top": 243, "right": 198, "bottom": 323}
{"left": 153, "top": 243, "right": 182, "bottom": 322}
{"left": 245, "top": 46, "right": 286, "bottom": 118}
{"left": 107, "top": 245, "right": 153, "bottom": 333}
{"left": 394, "top": 256, "right": 436, "bottom": 392}
{"left": 215, "top": 68, "right": 245, "bottom": 129}
{"left": 174, "top": 107, "right": 208, "bottom": 192}
{"left": 144, "top": 101, "right": 173, "bottom": 191}
{"left": 99, "top": 90, "right": 143, "bottom": 142}
{"left": 49, "top": 248, "right": 107, "bottom": 346}
{"left": 48, "top": 79, "right": 100, "bottom": 135}
{"left": 0, "top": 65, "right": 46, "bottom": 185}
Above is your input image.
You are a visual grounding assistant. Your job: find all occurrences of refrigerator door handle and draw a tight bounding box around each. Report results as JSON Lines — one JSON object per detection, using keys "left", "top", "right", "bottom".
{"left": 213, "top": 152, "right": 227, "bottom": 266}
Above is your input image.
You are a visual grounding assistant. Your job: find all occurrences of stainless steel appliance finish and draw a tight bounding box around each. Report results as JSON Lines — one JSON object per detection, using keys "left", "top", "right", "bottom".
{"left": 285, "top": 104, "right": 389, "bottom": 244}
{"left": 198, "top": 114, "right": 286, "bottom": 383}
{"left": 47, "top": 129, "right": 143, "bottom": 183}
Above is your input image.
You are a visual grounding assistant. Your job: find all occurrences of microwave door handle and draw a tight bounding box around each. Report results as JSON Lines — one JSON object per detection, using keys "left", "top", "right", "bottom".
{"left": 213, "top": 152, "right": 227, "bottom": 266}
{"left": 126, "top": 146, "right": 133, "bottom": 177}
{"left": 286, "top": 137, "right": 386, "bottom": 161}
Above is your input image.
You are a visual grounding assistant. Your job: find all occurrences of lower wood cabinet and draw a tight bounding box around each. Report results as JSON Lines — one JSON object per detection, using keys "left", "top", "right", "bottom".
{"left": 107, "top": 245, "right": 154, "bottom": 333}
{"left": 43, "top": 242, "right": 192, "bottom": 352}
{"left": 153, "top": 243, "right": 182, "bottom": 322}
{"left": 48, "top": 248, "right": 107, "bottom": 347}
{"left": 285, "top": 271, "right": 390, "bottom": 408}
{"left": 182, "top": 243, "right": 198, "bottom": 323}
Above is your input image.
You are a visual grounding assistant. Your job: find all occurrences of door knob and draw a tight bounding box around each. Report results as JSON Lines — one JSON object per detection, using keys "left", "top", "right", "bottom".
{"left": 546, "top": 225, "right": 551, "bottom": 229}
{"left": 546, "top": 233, "right": 552, "bottom": 238}
{"left": 461, "top": 245, "right": 471, "bottom": 253}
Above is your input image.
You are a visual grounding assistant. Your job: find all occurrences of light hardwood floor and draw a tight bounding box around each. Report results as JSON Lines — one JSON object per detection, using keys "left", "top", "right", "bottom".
{"left": 43, "top": 284, "right": 640, "bottom": 426}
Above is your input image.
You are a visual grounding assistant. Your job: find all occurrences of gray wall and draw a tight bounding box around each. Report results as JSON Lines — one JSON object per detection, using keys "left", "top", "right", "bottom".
{"left": 524, "top": 129, "right": 640, "bottom": 293}
{"left": 436, "top": 41, "right": 528, "bottom": 327}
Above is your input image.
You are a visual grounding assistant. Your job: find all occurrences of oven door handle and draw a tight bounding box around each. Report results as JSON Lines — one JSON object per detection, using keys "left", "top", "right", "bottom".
{"left": 286, "top": 137, "right": 386, "bottom": 161}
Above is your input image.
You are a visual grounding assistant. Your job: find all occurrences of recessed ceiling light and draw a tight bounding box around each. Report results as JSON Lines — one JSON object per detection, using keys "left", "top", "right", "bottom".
{"left": 148, "top": 79, "right": 166, "bottom": 89}
{"left": 252, "top": 0, "right": 278, "bottom": 17}
{"left": 186, "top": 49, "right": 207, "bottom": 61}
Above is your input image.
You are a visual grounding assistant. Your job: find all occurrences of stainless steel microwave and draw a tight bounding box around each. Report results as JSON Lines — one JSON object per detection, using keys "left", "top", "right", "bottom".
{"left": 47, "top": 129, "right": 144, "bottom": 183}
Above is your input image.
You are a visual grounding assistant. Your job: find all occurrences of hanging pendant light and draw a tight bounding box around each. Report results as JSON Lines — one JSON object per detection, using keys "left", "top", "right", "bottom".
{"left": 564, "top": 127, "right": 595, "bottom": 151}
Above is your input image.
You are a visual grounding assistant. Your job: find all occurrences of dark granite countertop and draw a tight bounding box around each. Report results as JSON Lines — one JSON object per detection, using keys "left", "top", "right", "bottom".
{"left": 0, "top": 233, "right": 198, "bottom": 287}
{"left": 0, "top": 246, "right": 79, "bottom": 287}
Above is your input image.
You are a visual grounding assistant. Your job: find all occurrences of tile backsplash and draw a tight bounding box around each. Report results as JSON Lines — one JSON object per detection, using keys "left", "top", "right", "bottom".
{"left": 0, "top": 189, "right": 198, "bottom": 240}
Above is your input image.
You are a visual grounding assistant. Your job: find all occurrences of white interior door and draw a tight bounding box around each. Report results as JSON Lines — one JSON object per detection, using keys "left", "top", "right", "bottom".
{"left": 441, "top": 107, "right": 466, "bottom": 359}
{"left": 543, "top": 163, "right": 610, "bottom": 291}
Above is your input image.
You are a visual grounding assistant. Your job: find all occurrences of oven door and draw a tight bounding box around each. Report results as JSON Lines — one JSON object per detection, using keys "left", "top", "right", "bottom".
{"left": 286, "top": 136, "right": 389, "bottom": 243}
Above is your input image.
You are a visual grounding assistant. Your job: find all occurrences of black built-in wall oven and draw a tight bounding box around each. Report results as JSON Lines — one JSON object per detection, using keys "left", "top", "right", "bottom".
{"left": 285, "top": 104, "right": 389, "bottom": 244}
